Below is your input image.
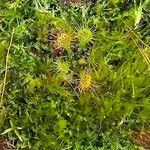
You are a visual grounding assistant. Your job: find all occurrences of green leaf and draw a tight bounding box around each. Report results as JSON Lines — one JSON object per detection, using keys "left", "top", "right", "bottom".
{"left": 14, "top": 129, "right": 23, "bottom": 142}
{"left": 135, "top": 4, "right": 143, "bottom": 26}
{"left": 1, "top": 128, "right": 13, "bottom": 135}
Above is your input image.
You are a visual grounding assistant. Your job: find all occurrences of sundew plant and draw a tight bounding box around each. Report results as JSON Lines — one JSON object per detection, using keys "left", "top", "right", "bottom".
{"left": 0, "top": 0, "right": 150, "bottom": 149}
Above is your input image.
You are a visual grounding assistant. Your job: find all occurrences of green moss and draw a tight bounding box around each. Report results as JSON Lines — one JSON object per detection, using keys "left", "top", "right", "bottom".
{"left": 0, "top": 0, "right": 149, "bottom": 149}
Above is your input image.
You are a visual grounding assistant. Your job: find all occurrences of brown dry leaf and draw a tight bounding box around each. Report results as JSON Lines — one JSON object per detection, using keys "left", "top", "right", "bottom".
{"left": 131, "top": 131, "right": 150, "bottom": 149}
{"left": 0, "top": 136, "right": 15, "bottom": 150}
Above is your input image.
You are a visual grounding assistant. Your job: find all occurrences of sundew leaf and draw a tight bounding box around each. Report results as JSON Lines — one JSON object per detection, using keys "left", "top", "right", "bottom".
{"left": 78, "top": 28, "right": 92, "bottom": 48}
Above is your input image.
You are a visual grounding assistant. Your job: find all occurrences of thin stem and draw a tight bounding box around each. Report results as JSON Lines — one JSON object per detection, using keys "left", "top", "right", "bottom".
{"left": 0, "top": 29, "right": 14, "bottom": 107}
{"left": 122, "top": 20, "right": 150, "bottom": 66}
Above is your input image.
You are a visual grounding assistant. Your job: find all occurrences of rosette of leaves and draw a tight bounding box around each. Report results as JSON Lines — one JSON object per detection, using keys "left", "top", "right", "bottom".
{"left": 50, "top": 27, "right": 75, "bottom": 55}
{"left": 77, "top": 27, "right": 93, "bottom": 48}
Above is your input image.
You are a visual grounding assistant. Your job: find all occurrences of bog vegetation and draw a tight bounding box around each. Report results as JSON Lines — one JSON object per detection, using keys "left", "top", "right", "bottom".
{"left": 0, "top": 0, "right": 150, "bottom": 149}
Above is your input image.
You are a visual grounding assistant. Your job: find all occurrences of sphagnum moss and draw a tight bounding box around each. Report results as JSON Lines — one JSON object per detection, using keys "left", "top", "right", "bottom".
{"left": 0, "top": 0, "right": 150, "bottom": 149}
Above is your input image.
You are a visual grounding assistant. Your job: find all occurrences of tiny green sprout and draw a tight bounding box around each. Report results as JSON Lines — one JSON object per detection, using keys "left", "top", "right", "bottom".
{"left": 77, "top": 28, "right": 93, "bottom": 48}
